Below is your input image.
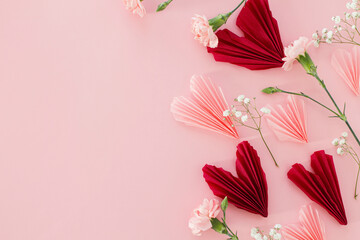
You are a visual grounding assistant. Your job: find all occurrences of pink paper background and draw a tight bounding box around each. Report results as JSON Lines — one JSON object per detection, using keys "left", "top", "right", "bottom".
{"left": 0, "top": 0, "right": 360, "bottom": 239}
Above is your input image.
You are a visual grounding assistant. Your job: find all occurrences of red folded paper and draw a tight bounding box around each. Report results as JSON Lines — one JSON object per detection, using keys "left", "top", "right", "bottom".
{"left": 207, "top": 0, "right": 284, "bottom": 70}
{"left": 288, "top": 150, "right": 347, "bottom": 225}
{"left": 203, "top": 141, "right": 268, "bottom": 217}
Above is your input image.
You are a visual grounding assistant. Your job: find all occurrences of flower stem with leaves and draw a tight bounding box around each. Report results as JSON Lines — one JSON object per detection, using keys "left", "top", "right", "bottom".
{"left": 263, "top": 51, "right": 360, "bottom": 147}
{"left": 210, "top": 197, "right": 239, "bottom": 240}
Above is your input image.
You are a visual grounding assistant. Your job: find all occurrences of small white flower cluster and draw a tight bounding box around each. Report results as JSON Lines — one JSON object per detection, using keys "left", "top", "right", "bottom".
{"left": 332, "top": 132, "right": 349, "bottom": 155}
{"left": 312, "top": 0, "right": 360, "bottom": 47}
{"left": 222, "top": 95, "right": 271, "bottom": 124}
{"left": 346, "top": 0, "right": 360, "bottom": 11}
{"left": 251, "top": 224, "right": 282, "bottom": 240}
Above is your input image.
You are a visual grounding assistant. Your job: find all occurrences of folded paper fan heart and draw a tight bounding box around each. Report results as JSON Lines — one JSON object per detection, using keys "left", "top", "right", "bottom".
{"left": 288, "top": 150, "right": 347, "bottom": 225}
{"left": 203, "top": 141, "right": 268, "bottom": 217}
{"left": 282, "top": 205, "right": 326, "bottom": 240}
{"left": 207, "top": 0, "right": 285, "bottom": 70}
{"left": 171, "top": 75, "right": 239, "bottom": 139}
{"left": 266, "top": 95, "right": 308, "bottom": 143}
{"left": 331, "top": 46, "right": 360, "bottom": 96}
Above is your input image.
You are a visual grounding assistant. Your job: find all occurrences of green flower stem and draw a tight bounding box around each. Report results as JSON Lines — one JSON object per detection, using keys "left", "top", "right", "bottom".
{"left": 245, "top": 103, "right": 278, "bottom": 167}
{"left": 258, "top": 128, "right": 278, "bottom": 167}
{"left": 310, "top": 71, "right": 360, "bottom": 147}
{"left": 229, "top": 0, "right": 246, "bottom": 15}
{"left": 274, "top": 88, "right": 339, "bottom": 117}
{"left": 355, "top": 165, "right": 360, "bottom": 199}
{"left": 274, "top": 86, "right": 360, "bottom": 146}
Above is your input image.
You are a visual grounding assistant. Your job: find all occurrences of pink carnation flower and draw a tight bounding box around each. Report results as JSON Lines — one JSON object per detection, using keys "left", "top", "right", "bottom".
{"left": 123, "top": 0, "right": 146, "bottom": 18}
{"left": 188, "top": 199, "right": 220, "bottom": 236}
{"left": 282, "top": 37, "right": 313, "bottom": 71}
{"left": 191, "top": 15, "right": 219, "bottom": 48}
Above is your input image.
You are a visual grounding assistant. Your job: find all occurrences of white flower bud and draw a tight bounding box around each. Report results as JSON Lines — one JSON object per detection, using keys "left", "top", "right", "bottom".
{"left": 312, "top": 32, "right": 318, "bottom": 39}
{"left": 332, "top": 138, "right": 339, "bottom": 146}
{"left": 327, "top": 31, "right": 333, "bottom": 39}
{"left": 334, "top": 16, "right": 341, "bottom": 24}
{"left": 235, "top": 111, "right": 242, "bottom": 118}
{"left": 260, "top": 107, "right": 271, "bottom": 114}
{"left": 322, "top": 28, "right": 328, "bottom": 34}
{"left": 342, "top": 132, "right": 348, "bottom": 137}
{"left": 273, "top": 233, "right": 282, "bottom": 240}
{"left": 251, "top": 227, "right": 259, "bottom": 236}
{"left": 337, "top": 147, "right": 345, "bottom": 155}
{"left": 339, "top": 138, "right": 346, "bottom": 145}
{"left": 347, "top": 2, "right": 352, "bottom": 9}
{"left": 269, "top": 229, "right": 276, "bottom": 236}
{"left": 274, "top": 224, "right": 282, "bottom": 230}
{"left": 223, "top": 109, "right": 230, "bottom": 117}
{"left": 352, "top": 25, "right": 357, "bottom": 29}
{"left": 314, "top": 41, "right": 320, "bottom": 47}
{"left": 241, "top": 115, "right": 248, "bottom": 123}
{"left": 244, "top": 98, "right": 250, "bottom": 104}
{"left": 236, "top": 95, "right": 245, "bottom": 102}
{"left": 346, "top": 12, "right": 351, "bottom": 19}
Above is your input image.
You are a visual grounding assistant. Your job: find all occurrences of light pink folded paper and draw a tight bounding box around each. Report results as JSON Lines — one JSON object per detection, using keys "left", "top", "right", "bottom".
{"left": 171, "top": 75, "right": 239, "bottom": 139}
{"left": 331, "top": 46, "right": 360, "bottom": 96}
{"left": 266, "top": 95, "right": 308, "bottom": 143}
{"left": 282, "top": 205, "right": 325, "bottom": 240}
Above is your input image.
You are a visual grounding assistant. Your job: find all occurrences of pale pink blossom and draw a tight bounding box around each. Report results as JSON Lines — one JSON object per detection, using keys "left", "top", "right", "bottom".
{"left": 188, "top": 199, "right": 221, "bottom": 236}
{"left": 123, "top": 0, "right": 146, "bottom": 18}
{"left": 282, "top": 37, "right": 313, "bottom": 71}
{"left": 191, "top": 15, "right": 218, "bottom": 48}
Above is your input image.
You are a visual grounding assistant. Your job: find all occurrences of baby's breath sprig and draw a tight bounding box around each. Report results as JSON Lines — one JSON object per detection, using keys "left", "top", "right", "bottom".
{"left": 332, "top": 131, "right": 360, "bottom": 199}
{"left": 223, "top": 95, "right": 278, "bottom": 167}
{"left": 313, "top": 0, "right": 360, "bottom": 47}
{"left": 251, "top": 224, "right": 282, "bottom": 240}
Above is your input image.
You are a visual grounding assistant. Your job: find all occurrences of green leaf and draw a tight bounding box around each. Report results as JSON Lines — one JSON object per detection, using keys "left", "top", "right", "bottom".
{"left": 262, "top": 87, "right": 280, "bottom": 94}
{"left": 221, "top": 197, "right": 228, "bottom": 212}
{"left": 210, "top": 218, "right": 228, "bottom": 234}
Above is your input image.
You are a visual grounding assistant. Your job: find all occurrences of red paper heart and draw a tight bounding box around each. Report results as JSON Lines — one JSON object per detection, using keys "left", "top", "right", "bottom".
{"left": 203, "top": 141, "right": 268, "bottom": 217}
{"left": 207, "top": 0, "right": 285, "bottom": 70}
{"left": 288, "top": 150, "right": 347, "bottom": 225}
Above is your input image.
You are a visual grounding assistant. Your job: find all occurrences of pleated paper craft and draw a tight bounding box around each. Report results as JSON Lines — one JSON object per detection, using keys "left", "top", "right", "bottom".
{"left": 266, "top": 95, "right": 308, "bottom": 143}
{"left": 331, "top": 46, "right": 360, "bottom": 96}
{"left": 288, "top": 150, "right": 347, "bottom": 225}
{"left": 203, "top": 141, "right": 268, "bottom": 217}
{"left": 171, "top": 75, "right": 239, "bottom": 139}
{"left": 207, "top": 0, "right": 285, "bottom": 70}
{"left": 282, "top": 205, "right": 326, "bottom": 240}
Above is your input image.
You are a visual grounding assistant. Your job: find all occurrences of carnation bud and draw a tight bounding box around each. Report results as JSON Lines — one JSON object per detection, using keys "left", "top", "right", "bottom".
{"left": 262, "top": 87, "right": 281, "bottom": 94}
{"left": 156, "top": 0, "right": 173, "bottom": 12}
{"left": 208, "top": 13, "right": 231, "bottom": 32}
{"left": 210, "top": 218, "right": 228, "bottom": 234}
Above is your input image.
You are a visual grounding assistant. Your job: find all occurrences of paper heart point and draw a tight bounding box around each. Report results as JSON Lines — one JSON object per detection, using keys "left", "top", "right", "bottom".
{"left": 207, "top": 0, "right": 285, "bottom": 70}
{"left": 266, "top": 95, "right": 308, "bottom": 143}
{"left": 203, "top": 141, "right": 268, "bottom": 217}
{"left": 288, "top": 150, "right": 347, "bottom": 225}
{"left": 282, "top": 205, "right": 326, "bottom": 240}
{"left": 171, "top": 75, "right": 239, "bottom": 139}
{"left": 331, "top": 46, "right": 360, "bottom": 96}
